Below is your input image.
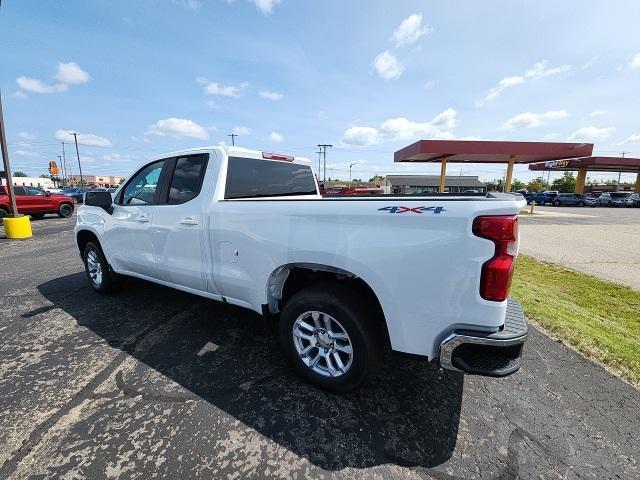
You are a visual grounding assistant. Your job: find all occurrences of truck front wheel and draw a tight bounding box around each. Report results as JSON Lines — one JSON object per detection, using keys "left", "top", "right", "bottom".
{"left": 83, "top": 242, "right": 120, "bottom": 293}
{"left": 279, "top": 283, "right": 379, "bottom": 393}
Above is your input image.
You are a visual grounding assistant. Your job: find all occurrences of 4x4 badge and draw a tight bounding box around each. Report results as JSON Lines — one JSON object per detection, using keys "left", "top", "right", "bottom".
{"left": 378, "top": 206, "right": 446, "bottom": 214}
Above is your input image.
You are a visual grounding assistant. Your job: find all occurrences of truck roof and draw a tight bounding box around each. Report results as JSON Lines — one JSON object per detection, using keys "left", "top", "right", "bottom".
{"left": 151, "top": 146, "right": 311, "bottom": 166}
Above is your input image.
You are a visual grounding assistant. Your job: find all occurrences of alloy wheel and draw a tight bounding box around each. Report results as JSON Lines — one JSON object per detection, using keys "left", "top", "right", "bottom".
{"left": 86, "top": 250, "right": 103, "bottom": 287}
{"left": 292, "top": 311, "right": 354, "bottom": 377}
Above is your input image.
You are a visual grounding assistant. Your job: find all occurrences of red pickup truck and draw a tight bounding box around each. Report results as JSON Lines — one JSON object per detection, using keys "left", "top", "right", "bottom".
{"left": 0, "top": 185, "right": 75, "bottom": 219}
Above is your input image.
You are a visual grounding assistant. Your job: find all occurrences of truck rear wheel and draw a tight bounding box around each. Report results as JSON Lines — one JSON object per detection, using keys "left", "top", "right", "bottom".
{"left": 83, "top": 242, "right": 120, "bottom": 293}
{"left": 279, "top": 283, "right": 379, "bottom": 393}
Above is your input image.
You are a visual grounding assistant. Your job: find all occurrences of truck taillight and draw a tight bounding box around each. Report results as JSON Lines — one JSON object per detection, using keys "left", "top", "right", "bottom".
{"left": 472, "top": 215, "right": 518, "bottom": 302}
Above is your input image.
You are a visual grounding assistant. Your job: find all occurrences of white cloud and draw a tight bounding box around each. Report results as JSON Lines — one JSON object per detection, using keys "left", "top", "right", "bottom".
{"left": 268, "top": 132, "right": 284, "bottom": 142}
{"left": 14, "top": 150, "right": 40, "bottom": 157}
{"left": 589, "top": 109, "right": 607, "bottom": 117}
{"left": 622, "top": 133, "right": 640, "bottom": 144}
{"left": 342, "top": 108, "right": 457, "bottom": 146}
{"left": 201, "top": 79, "right": 248, "bottom": 98}
{"left": 205, "top": 99, "right": 216, "bottom": 108}
{"left": 502, "top": 110, "right": 568, "bottom": 130}
{"left": 16, "top": 76, "right": 67, "bottom": 94}
{"left": 103, "top": 153, "right": 137, "bottom": 163}
{"left": 11, "top": 91, "right": 28, "bottom": 99}
{"left": 342, "top": 126, "right": 380, "bottom": 146}
{"left": 146, "top": 118, "right": 209, "bottom": 140}
{"left": 55, "top": 130, "right": 112, "bottom": 147}
{"left": 476, "top": 60, "right": 571, "bottom": 107}
{"left": 252, "top": 0, "right": 281, "bottom": 15}
{"left": 391, "top": 13, "right": 432, "bottom": 47}
{"left": 373, "top": 50, "right": 404, "bottom": 80}
{"left": 173, "top": 0, "right": 201, "bottom": 9}
{"left": 232, "top": 126, "right": 251, "bottom": 136}
{"left": 55, "top": 62, "right": 90, "bottom": 85}
{"left": 259, "top": 90, "right": 283, "bottom": 101}
{"left": 17, "top": 132, "right": 37, "bottom": 140}
{"left": 424, "top": 81, "right": 435, "bottom": 89}
{"left": 629, "top": 53, "right": 640, "bottom": 70}
{"left": 568, "top": 126, "right": 616, "bottom": 141}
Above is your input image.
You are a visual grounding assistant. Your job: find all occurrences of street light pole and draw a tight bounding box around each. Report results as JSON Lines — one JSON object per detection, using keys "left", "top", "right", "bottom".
{"left": 349, "top": 162, "right": 357, "bottom": 186}
{"left": 0, "top": 90, "right": 19, "bottom": 217}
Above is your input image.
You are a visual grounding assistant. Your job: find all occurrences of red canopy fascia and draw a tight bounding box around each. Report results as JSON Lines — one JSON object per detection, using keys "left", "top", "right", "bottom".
{"left": 529, "top": 156, "right": 640, "bottom": 173}
{"left": 394, "top": 140, "right": 594, "bottom": 164}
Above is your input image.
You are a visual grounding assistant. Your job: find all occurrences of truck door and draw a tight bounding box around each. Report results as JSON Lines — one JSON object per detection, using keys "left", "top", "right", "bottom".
{"left": 150, "top": 153, "right": 215, "bottom": 294}
{"left": 109, "top": 159, "right": 167, "bottom": 278}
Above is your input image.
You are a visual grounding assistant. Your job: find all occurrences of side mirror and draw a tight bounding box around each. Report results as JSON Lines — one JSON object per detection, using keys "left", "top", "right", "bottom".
{"left": 85, "top": 191, "right": 114, "bottom": 213}
{"left": 45, "top": 191, "right": 51, "bottom": 196}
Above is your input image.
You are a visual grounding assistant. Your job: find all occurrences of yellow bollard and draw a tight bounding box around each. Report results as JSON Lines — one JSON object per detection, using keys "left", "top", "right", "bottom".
{"left": 530, "top": 201, "right": 536, "bottom": 214}
{"left": 2, "top": 215, "right": 32, "bottom": 239}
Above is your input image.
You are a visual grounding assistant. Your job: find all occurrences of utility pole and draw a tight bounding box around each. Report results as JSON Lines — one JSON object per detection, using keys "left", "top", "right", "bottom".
{"left": 72, "top": 132, "right": 83, "bottom": 187}
{"left": 349, "top": 162, "right": 357, "bottom": 186}
{"left": 57, "top": 155, "right": 63, "bottom": 187}
{"left": 618, "top": 152, "right": 629, "bottom": 192}
{"left": 61, "top": 142, "right": 68, "bottom": 186}
{"left": 315, "top": 149, "right": 322, "bottom": 179}
{"left": 0, "top": 90, "right": 19, "bottom": 217}
{"left": 227, "top": 133, "right": 238, "bottom": 146}
{"left": 317, "top": 144, "right": 332, "bottom": 185}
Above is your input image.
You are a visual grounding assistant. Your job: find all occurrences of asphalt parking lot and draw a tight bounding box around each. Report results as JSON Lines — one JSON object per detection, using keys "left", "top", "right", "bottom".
{"left": 519, "top": 206, "right": 640, "bottom": 290}
{"left": 1, "top": 216, "right": 639, "bottom": 479}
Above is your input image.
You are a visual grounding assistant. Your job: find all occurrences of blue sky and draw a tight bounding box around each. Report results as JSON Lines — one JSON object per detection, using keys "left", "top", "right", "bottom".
{"left": 2, "top": 0, "right": 640, "bottom": 184}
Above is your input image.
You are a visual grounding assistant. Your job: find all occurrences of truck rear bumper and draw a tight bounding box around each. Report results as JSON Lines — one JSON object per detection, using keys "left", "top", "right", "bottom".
{"left": 439, "top": 298, "right": 528, "bottom": 377}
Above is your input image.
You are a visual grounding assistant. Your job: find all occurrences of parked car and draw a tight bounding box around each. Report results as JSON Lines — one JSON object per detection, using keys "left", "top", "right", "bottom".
{"left": 61, "top": 187, "right": 87, "bottom": 203}
{"left": 0, "top": 185, "right": 75, "bottom": 219}
{"left": 598, "top": 192, "right": 635, "bottom": 207}
{"left": 525, "top": 192, "right": 556, "bottom": 205}
{"left": 630, "top": 193, "right": 640, "bottom": 207}
{"left": 76, "top": 146, "right": 528, "bottom": 392}
{"left": 42, "top": 186, "right": 64, "bottom": 194}
{"left": 551, "top": 193, "right": 589, "bottom": 207}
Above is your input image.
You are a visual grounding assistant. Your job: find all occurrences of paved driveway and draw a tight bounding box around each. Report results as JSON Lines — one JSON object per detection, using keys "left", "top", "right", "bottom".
{"left": 0, "top": 216, "right": 638, "bottom": 479}
{"left": 519, "top": 206, "right": 640, "bottom": 290}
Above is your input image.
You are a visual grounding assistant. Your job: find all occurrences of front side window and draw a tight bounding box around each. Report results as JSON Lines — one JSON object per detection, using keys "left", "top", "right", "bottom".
{"left": 168, "top": 155, "right": 207, "bottom": 204}
{"left": 225, "top": 157, "right": 317, "bottom": 199}
{"left": 13, "top": 187, "right": 26, "bottom": 196}
{"left": 120, "top": 160, "right": 165, "bottom": 205}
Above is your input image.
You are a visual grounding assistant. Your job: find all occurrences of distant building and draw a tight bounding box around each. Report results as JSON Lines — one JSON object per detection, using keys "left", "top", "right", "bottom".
{"left": 0, "top": 174, "right": 55, "bottom": 189}
{"left": 68, "top": 174, "right": 125, "bottom": 188}
{"left": 379, "top": 175, "right": 486, "bottom": 194}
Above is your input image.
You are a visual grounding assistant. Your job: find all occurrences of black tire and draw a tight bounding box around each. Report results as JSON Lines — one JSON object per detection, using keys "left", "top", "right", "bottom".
{"left": 0, "top": 207, "right": 9, "bottom": 220}
{"left": 577, "top": 201, "right": 585, "bottom": 207}
{"left": 58, "top": 203, "right": 74, "bottom": 218}
{"left": 553, "top": 200, "right": 560, "bottom": 206}
{"left": 279, "top": 283, "right": 379, "bottom": 393}
{"left": 30, "top": 213, "right": 45, "bottom": 220}
{"left": 83, "top": 242, "right": 120, "bottom": 293}
{"left": 538, "top": 200, "right": 545, "bottom": 206}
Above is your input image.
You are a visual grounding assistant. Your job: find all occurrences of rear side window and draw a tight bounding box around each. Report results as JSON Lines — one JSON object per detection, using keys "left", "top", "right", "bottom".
{"left": 167, "top": 155, "right": 208, "bottom": 204}
{"left": 225, "top": 157, "right": 317, "bottom": 199}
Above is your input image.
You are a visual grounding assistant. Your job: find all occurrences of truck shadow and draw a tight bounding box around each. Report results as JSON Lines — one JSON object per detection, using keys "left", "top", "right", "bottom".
{"left": 37, "top": 273, "right": 464, "bottom": 471}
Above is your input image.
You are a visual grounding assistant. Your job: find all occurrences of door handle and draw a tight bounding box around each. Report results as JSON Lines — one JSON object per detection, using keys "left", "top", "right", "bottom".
{"left": 136, "top": 214, "right": 150, "bottom": 223}
{"left": 180, "top": 217, "right": 199, "bottom": 225}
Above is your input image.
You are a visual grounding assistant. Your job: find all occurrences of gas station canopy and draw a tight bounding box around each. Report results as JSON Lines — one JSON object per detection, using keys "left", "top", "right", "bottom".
{"left": 529, "top": 155, "right": 640, "bottom": 193}
{"left": 529, "top": 156, "right": 640, "bottom": 173}
{"left": 394, "top": 140, "right": 594, "bottom": 192}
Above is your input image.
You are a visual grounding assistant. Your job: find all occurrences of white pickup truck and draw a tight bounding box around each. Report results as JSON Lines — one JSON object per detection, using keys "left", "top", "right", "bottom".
{"left": 76, "top": 146, "right": 528, "bottom": 392}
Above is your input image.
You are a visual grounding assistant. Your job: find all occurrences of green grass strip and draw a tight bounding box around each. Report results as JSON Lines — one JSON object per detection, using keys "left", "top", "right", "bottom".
{"left": 512, "top": 255, "right": 640, "bottom": 387}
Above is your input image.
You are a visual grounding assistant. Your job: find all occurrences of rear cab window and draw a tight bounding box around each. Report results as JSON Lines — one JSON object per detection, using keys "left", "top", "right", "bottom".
{"left": 224, "top": 156, "right": 317, "bottom": 199}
